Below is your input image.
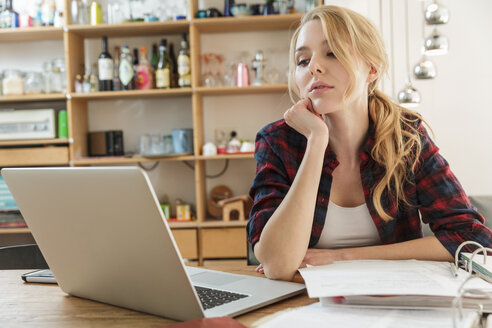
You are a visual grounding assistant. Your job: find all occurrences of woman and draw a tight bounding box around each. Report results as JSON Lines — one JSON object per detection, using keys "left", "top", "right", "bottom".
{"left": 247, "top": 5, "right": 492, "bottom": 281}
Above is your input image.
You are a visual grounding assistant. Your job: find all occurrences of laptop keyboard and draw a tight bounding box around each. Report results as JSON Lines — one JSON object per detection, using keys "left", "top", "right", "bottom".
{"left": 194, "top": 286, "right": 248, "bottom": 310}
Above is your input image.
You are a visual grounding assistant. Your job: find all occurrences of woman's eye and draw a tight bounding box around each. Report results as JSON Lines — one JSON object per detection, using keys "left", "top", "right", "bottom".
{"left": 327, "top": 52, "right": 335, "bottom": 58}
{"left": 297, "top": 59, "right": 309, "bottom": 66}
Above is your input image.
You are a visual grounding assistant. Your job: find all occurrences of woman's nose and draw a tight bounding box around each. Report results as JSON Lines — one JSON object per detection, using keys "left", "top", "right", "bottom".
{"left": 308, "top": 54, "right": 323, "bottom": 76}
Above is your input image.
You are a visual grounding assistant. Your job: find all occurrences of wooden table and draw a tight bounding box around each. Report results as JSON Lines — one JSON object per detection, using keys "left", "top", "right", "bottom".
{"left": 0, "top": 265, "right": 315, "bottom": 327}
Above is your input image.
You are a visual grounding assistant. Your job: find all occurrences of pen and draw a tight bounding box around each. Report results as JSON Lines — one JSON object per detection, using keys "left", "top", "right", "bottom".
{"left": 449, "top": 262, "right": 459, "bottom": 278}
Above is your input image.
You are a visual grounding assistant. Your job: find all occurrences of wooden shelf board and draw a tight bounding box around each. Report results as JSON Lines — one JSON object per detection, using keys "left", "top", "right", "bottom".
{"left": 0, "top": 228, "right": 30, "bottom": 234}
{"left": 199, "top": 220, "right": 249, "bottom": 228}
{"left": 67, "top": 20, "right": 189, "bottom": 38}
{"left": 197, "top": 153, "right": 254, "bottom": 160}
{"left": 72, "top": 154, "right": 195, "bottom": 165}
{"left": 0, "top": 93, "right": 66, "bottom": 103}
{"left": 192, "top": 13, "right": 303, "bottom": 33}
{"left": 68, "top": 88, "right": 192, "bottom": 100}
{"left": 0, "top": 138, "right": 69, "bottom": 147}
{"left": 168, "top": 221, "right": 198, "bottom": 229}
{"left": 0, "top": 26, "right": 63, "bottom": 42}
{"left": 195, "top": 84, "right": 288, "bottom": 96}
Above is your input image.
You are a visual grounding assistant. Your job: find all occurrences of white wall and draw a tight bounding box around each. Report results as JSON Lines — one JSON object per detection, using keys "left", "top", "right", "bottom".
{"left": 2, "top": 0, "right": 491, "bottom": 215}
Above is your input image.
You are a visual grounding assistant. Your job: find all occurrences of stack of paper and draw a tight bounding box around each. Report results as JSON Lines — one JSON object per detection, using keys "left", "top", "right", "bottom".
{"left": 298, "top": 260, "right": 492, "bottom": 311}
{"left": 255, "top": 302, "right": 479, "bottom": 328}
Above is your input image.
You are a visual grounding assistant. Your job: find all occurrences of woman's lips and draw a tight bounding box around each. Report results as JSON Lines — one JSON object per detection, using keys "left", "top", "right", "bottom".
{"left": 309, "top": 85, "right": 334, "bottom": 95}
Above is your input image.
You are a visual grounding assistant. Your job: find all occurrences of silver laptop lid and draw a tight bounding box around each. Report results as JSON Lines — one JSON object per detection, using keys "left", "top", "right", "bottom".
{"left": 2, "top": 167, "right": 204, "bottom": 321}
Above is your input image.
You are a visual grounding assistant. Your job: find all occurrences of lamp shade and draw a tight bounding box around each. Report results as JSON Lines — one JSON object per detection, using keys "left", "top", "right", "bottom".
{"left": 414, "top": 57, "right": 437, "bottom": 79}
{"left": 398, "top": 83, "right": 421, "bottom": 107}
{"left": 424, "top": 30, "right": 448, "bottom": 56}
{"left": 425, "top": 2, "right": 449, "bottom": 25}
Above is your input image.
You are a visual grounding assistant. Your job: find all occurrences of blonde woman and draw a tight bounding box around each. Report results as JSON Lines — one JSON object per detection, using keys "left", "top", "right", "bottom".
{"left": 247, "top": 5, "right": 492, "bottom": 281}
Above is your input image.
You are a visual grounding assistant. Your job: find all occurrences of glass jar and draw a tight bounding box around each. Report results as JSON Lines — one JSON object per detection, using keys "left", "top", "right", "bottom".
{"left": 2, "top": 69, "right": 24, "bottom": 96}
{"left": 52, "top": 58, "right": 66, "bottom": 93}
{"left": 43, "top": 61, "right": 54, "bottom": 93}
{"left": 24, "top": 72, "right": 45, "bottom": 94}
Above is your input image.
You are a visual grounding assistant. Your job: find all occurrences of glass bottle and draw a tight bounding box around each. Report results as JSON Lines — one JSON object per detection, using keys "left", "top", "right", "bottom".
{"left": 168, "top": 42, "right": 178, "bottom": 88}
{"left": 112, "top": 45, "right": 121, "bottom": 91}
{"left": 155, "top": 39, "right": 170, "bottom": 89}
{"left": 90, "top": 0, "right": 102, "bottom": 25}
{"left": 150, "top": 43, "right": 159, "bottom": 71}
{"left": 89, "top": 63, "right": 99, "bottom": 92}
{"left": 132, "top": 47, "right": 139, "bottom": 86}
{"left": 82, "top": 74, "right": 91, "bottom": 92}
{"left": 98, "top": 36, "right": 113, "bottom": 91}
{"left": 52, "top": 58, "right": 66, "bottom": 93}
{"left": 119, "top": 45, "right": 134, "bottom": 90}
{"left": 79, "top": 0, "right": 90, "bottom": 24}
{"left": 41, "top": 0, "right": 56, "bottom": 26}
{"left": 43, "top": 61, "right": 54, "bottom": 93}
{"left": 136, "top": 46, "right": 154, "bottom": 90}
{"left": 1, "top": 0, "right": 19, "bottom": 28}
{"left": 25, "top": 72, "right": 44, "bottom": 94}
{"left": 70, "top": 0, "right": 80, "bottom": 24}
{"left": 2, "top": 69, "right": 24, "bottom": 95}
{"left": 177, "top": 33, "right": 191, "bottom": 88}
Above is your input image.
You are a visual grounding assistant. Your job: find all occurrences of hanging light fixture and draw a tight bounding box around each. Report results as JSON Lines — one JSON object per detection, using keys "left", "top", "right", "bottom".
{"left": 414, "top": 1, "right": 437, "bottom": 79}
{"left": 425, "top": 0, "right": 449, "bottom": 25}
{"left": 398, "top": 0, "right": 421, "bottom": 108}
{"left": 424, "top": 28, "right": 449, "bottom": 56}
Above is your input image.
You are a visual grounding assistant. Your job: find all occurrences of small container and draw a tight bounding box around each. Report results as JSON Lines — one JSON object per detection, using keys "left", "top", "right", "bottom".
{"left": 24, "top": 72, "right": 44, "bottom": 94}
{"left": 90, "top": 1, "right": 103, "bottom": 25}
{"left": 236, "top": 62, "right": 249, "bottom": 87}
{"left": 58, "top": 110, "right": 68, "bottom": 138}
{"left": 2, "top": 69, "right": 24, "bottom": 95}
{"left": 160, "top": 204, "right": 171, "bottom": 219}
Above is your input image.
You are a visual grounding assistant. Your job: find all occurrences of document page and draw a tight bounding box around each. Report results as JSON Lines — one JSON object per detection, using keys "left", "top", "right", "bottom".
{"left": 298, "top": 259, "right": 492, "bottom": 298}
{"left": 255, "top": 302, "right": 479, "bottom": 328}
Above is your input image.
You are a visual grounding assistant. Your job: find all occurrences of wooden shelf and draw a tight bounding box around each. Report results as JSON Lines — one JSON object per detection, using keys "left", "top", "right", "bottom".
{"left": 68, "top": 88, "right": 192, "bottom": 100}
{"left": 197, "top": 153, "right": 254, "bottom": 160}
{"left": 0, "top": 93, "right": 66, "bottom": 103}
{"left": 0, "top": 138, "right": 69, "bottom": 147}
{"left": 0, "top": 228, "right": 30, "bottom": 234}
{"left": 192, "top": 13, "right": 303, "bottom": 33}
{"left": 199, "top": 220, "right": 248, "bottom": 228}
{"left": 195, "top": 84, "right": 288, "bottom": 96}
{"left": 0, "top": 26, "right": 63, "bottom": 42}
{"left": 72, "top": 154, "right": 195, "bottom": 165}
{"left": 67, "top": 20, "right": 189, "bottom": 38}
{"left": 168, "top": 221, "right": 198, "bottom": 229}
{"left": 0, "top": 146, "right": 69, "bottom": 167}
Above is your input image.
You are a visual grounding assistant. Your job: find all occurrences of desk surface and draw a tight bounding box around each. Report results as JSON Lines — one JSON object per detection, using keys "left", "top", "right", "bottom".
{"left": 1, "top": 265, "right": 315, "bottom": 327}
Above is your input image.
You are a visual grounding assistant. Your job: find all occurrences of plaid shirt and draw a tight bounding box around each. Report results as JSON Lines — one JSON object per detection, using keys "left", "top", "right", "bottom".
{"left": 247, "top": 117, "right": 492, "bottom": 256}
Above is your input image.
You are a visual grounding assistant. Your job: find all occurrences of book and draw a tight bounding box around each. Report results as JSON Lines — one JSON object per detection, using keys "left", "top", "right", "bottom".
{"left": 461, "top": 252, "right": 492, "bottom": 283}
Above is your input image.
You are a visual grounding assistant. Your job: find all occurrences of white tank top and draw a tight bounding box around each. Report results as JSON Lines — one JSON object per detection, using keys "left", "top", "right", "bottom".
{"left": 314, "top": 201, "right": 381, "bottom": 249}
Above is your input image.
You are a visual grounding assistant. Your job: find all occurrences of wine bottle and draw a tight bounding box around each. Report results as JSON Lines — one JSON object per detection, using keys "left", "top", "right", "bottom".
{"left": 98, "top": 36, "right": 113, "bottom": 91}
{"left": 168, "top": 42, "right": 178, "bottom": 88}
{"left": 178, "top": 33, "right": 191, "bottom": 88}
{"left": 155, "top": 39, "right": 171, "bottom": 89}
{"left": 112, "top": 46, "right": 121, "bottom": 91}
{"left": 119, "top": 45, "right": 134, "bottom": 90}
{"left": 150, "top": 43, "right": 159, "bottom": 71}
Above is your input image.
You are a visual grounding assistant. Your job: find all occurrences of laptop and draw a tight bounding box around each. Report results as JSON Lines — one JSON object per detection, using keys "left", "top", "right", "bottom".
{"left": 1, "top": 167, "right": 305, "bottom": 321}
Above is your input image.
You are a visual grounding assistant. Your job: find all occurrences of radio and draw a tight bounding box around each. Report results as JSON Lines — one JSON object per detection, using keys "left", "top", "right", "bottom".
{"left": 0, "top": 109, "right": 56, "bottom": 140}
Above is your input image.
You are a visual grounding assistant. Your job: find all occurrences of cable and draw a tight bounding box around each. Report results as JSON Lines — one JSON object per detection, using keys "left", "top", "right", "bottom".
{"left": 182, "top": 159, "right": 230, "bottom": 179}
{"left": 138, "top": 161, "right": 159, "bottom": 171}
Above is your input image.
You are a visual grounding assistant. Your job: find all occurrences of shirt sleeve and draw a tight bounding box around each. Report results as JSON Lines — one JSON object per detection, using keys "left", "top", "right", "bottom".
{"left": 247, "top": 132, "right": 291, "bottom": 250}
{"left": 415, "top": 122, "right": 492, "bottom": 255}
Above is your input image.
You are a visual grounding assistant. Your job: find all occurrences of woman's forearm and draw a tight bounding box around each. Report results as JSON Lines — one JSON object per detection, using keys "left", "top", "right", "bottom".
{"left": 341, "top": 236, "right": 454, "bottom": 262}
{"left": 255, "top": 135, "right": 327, "bottom": 280}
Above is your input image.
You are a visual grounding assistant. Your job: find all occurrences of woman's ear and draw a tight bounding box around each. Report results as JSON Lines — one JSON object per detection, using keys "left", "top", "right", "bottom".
{"left": 367, "top": 66, "right": 378, "bottom": 83}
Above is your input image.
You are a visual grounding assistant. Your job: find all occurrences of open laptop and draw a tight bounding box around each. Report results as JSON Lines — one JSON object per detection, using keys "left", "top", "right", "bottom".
{"left": 1, "top": 167, "right": 305, "bottom": 321}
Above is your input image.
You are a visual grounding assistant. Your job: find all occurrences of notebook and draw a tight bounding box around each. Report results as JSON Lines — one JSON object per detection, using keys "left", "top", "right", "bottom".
{"left": 1, "top": 167, "right": 305, "bottom": 321}
{"left": 461, "top": 252, "right": 492, "bottom": 283}
{"left": 298, "top": 259, "right": 492, "bottom": 312}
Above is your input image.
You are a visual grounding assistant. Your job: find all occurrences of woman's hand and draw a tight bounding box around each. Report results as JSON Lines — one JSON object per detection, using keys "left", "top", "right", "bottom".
{"left": 284, "top": 98, "right": 329, "bottom": 141}
{"left": 299, "top": 248, "right": 344, "bottom": 268}
{"left": 255, "top": 264, "right": 264, "bottom": 274}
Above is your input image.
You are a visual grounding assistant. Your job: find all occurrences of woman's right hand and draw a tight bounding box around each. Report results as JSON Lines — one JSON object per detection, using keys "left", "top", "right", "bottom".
{"left": 283, "top": 98, "right": 329, "bottom": 142}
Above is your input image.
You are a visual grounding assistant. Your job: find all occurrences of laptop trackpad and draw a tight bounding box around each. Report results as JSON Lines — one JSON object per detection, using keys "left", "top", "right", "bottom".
{"left": 190, "top": 272, "right": 246, "bottom": 286}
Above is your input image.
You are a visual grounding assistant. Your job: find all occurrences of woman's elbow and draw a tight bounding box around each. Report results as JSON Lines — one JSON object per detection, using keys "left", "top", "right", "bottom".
{"left": 263, "top": 264, "right": 297, "bottom": 281}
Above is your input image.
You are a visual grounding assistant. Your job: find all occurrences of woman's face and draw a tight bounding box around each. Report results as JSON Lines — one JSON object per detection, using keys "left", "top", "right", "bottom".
{"left": 294, "top": 20, "right": 372, "bottom": 114}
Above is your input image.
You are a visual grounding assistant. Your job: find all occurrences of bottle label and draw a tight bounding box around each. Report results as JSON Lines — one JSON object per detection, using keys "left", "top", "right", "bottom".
{"left": 137, "top": 70, "right": 150, "bottom": 89}
{"left": 178, "top": 75, "right": 191, "bottom": 87}
{"left": 119, "top": 59, "right": 134, "bottom": 86}
{"left": 156, "top": 68, "right": 170, "bottom": 88}
{"left": 178, "top": 55, "right": 190, "bottom": 75}
{"left": 98, "top": 58, "right": 114, "bottom": 80}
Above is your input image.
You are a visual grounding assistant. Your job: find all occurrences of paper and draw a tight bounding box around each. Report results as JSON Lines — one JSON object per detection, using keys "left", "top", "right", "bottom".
{"left": 462, "top": 252, "right": 492, "bottom": 280}
{"left": 255, "top": 302, "right": 479, "bottom": 328}
{"left": 298, "top": 260, "right": 492, "bottom": 298}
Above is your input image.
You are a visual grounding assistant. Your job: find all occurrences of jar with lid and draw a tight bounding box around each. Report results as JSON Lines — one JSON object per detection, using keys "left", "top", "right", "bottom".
{"left": 24, "top": 72, "right": 45, "bottom": 94}
{"left": 43, "top": 61, "right": 63, "bottom": 93}
{"left": 52, "top": 58, "right": 66, "bottom": 92}
{"left": 2, "top": 69, "right": 24, "bottom": 96}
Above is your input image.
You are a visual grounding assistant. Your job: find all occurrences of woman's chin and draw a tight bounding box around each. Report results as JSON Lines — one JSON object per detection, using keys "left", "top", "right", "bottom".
{"left": 311, "top": 99, "right": 341, "bottom": 115}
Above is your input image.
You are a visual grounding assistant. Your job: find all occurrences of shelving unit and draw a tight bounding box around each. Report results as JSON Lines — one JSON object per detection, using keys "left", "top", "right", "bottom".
{"left": 0, "top": 0, "right": 323, "bottom": 263}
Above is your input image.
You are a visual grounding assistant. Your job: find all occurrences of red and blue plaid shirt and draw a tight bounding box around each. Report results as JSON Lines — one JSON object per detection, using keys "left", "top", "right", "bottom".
{"left": 247, "top": 117, "right": 492, "bottom": 256}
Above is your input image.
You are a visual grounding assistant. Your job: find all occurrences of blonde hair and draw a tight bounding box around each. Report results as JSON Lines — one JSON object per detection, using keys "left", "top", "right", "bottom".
{"left": 288, "top": 6, "right": 426, "bottom": 221}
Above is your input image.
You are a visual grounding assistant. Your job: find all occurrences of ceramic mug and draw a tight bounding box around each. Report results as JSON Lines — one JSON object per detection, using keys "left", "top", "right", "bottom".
{"left": 172, "top": 128, "right": 194, "bottom": 154}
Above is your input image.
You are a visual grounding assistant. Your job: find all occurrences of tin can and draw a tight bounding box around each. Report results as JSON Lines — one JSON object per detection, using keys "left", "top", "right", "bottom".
{"left": 176, "top": 204, "right": 191, "bottom": 221}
